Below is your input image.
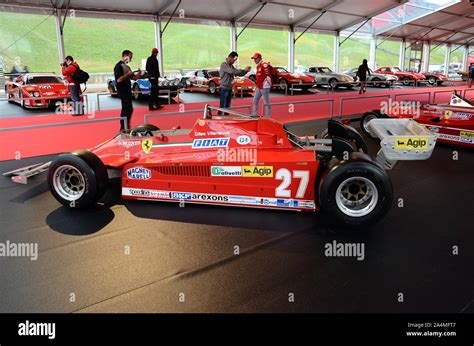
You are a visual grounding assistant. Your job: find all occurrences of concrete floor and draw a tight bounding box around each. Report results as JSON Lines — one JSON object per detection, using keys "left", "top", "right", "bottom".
{"left": 0, "top": 119, "right": 473, "bottom": 313}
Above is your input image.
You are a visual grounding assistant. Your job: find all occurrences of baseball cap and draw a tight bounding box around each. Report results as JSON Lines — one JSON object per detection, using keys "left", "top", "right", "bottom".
{"left": 251, "top": 52, "right": 262, "bottom": 59}
{"left": 152, "top": 48, "right": 159, "bottom": 54}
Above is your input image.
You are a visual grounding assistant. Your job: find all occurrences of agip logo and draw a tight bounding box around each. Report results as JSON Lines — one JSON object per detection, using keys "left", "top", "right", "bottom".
{"left": 242, "top": 166, "right": 273, "bottom": 177}
{"left": 126, "top": 167, "right": 152, "bottom": 180}
{"left": 395, "top": 137, "right": 429, "bottom": 150}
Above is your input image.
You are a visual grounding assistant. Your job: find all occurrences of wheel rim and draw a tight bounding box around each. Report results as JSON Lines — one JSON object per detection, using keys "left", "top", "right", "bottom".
{"left": 52, "top": 165, "right": 85, "bottom": 201}
{"left": 403, "top": 78, "right": 410, "bottom": 85}
{"left": 209, "top": 83, "right": 216, "bottom": 94}
{"left": 429, "top": 77, "right": 435, "bottom": 84}
{"left": 279, "top": 80, "right": 287, "bottom": 90}
{"left": 133, "top": 85, "right": 140, "bottom": 99}
{"left": 330, "top": 79, "right": 337, "bottom": 88}
{"left": 363, "top": 114, "right": 377, "bottom": 133}
{"left": 335, "top": 176, "right": 379, "bottom": 217}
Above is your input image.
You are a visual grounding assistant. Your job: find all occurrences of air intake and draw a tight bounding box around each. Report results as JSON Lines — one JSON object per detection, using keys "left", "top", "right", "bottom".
{"left": 151, "top": 165, "right": 210, "bottom": 177}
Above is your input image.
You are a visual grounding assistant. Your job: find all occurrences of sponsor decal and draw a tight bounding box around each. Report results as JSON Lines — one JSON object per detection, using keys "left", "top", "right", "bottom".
{"left": 171, "top": 192, "right": 192, "bottom": 200}
{"left": 123, "top": 188, "right": 170, "bottom": 199}
{"left": 192, "top": 137, "right": 229, "bottom": 149}
{"left": 277, "top": 199, "right": 299, "bottom": 207}
{"left": 211, "top": 166, "right": 242, "bottom": 176}
{"left": 452, "top": 112, "right": 472, "bottom": 120}
{"left": 242, "top": 166, "right": 273, "bottom": 177}
{"left": 438, "top": 133, "right": 474, "bottom": 144}
{"left": 460, "top": 131, "right": 474, "bottom": 139}
{"left": 236, "top": 135, "right": 251, "bottom": 145}
{"left": 142, "top": 139, "right": 153, "bottom": 153}
{"left": 126, "top": 167, "right": 151, "bottom": 180}
{"left": 395, "top": 137, "right": 429, "bottom": 150}
{"left": 117, "top": 140, "right": 141, "bottom": 149}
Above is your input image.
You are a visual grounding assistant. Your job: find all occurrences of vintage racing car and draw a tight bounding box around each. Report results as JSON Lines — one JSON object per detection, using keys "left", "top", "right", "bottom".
{"left": 343, "top": 68, "right": 398, "bottom": 87}
{"left": 375, "top": 66, "right": 425, "bottom": 86}
{"left": 360, "top": 92, "right": 474, "bottom": 148}
{"left": 4, "top": 106, "right": 436, "bottom": 226}
{"left": 107, "top": 72, "right": 184, "bottom": 100}
{"left": 421, "top": 72, "right": 448, "bottom": 86}
{"left": 247, "top": 67, "right": 315, "bottom": 91}
{"left": 183, "top": 69, "right": 255, "bottom": 95}
{"left": 5, "top": 73, "right": 70, "bottom": 108}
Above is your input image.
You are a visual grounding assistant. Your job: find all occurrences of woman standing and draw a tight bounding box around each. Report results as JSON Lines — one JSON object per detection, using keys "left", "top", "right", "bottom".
{"left": 357, "top": 59, "right": 371, "bottom": 94}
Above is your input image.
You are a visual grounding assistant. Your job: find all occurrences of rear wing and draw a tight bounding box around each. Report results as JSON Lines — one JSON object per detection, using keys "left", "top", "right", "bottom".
{"left": 368, "top": 118, "right": 436, "bottom": 169}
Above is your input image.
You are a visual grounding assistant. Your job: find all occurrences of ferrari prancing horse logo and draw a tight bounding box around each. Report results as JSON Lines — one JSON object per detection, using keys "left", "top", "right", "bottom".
{"left": 141, "top": 139, "right": 153, "bottom": 153}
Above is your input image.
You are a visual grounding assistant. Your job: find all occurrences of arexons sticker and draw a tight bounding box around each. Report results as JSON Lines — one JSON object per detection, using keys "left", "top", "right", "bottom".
{"left": 126, "top": 167, "right": 151, "bottom": 180}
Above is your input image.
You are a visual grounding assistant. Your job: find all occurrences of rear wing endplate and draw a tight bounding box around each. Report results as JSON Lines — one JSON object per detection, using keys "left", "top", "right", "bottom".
{"left": 368, "top": 119, "right": 436, "bottom": 170}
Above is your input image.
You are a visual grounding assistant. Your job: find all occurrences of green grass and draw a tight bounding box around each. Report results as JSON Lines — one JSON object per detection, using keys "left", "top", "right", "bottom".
{"left": 0, "top": 12, "right": 464, "bottom": 75}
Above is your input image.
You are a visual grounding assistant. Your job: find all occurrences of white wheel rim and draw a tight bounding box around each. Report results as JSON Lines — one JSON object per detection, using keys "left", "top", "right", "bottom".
{"left": 209, "top": 84, "right": 215, "bottom": 93}
{"left": 335, "top": 176, "right": 378, "bottom": 217}
{"left": 52, "top": 165, "right": 85, "bottom": 201}
{"left": 363, "top": 114, "right": 377, "bottom": 133}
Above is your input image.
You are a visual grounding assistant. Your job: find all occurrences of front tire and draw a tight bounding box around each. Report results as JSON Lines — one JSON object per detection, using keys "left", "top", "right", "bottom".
{"left": 48, "top": 151, "right": 108, "bottom": 209}
{"left": 319, "top": 161, "right": 393, "bottom": 227}
{"left": 278, "top": 78, "right": 289, "bottom": 91}
{"left": 208, "top": 81, "right": 217, "bottom": 95}
{"left": 402, "top": 77, "right": 411, "bottom": 86}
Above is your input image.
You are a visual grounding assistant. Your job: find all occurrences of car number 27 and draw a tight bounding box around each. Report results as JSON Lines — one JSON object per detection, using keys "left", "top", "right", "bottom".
{"left": 275, "top": 168, "right": 309, "bottom": 198}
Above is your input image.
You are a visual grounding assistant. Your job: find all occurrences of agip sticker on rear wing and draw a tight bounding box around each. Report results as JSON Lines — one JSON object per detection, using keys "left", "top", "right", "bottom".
{"left": 367, "top": 119, "right": 437, "bottom": 170}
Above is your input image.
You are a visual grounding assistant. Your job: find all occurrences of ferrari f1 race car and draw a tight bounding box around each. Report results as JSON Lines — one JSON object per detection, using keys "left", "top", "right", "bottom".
{"left": 4, "top": 106, "right": 437, "bottom": 226}
{"left": 361, "top": 92, "right": 474, "bottom": 148}
{"left": 5, "top": 73, "right": 70, "bottom": 108}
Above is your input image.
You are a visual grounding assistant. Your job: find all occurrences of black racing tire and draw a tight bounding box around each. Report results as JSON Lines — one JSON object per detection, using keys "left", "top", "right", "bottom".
{"left": 48, "top": 151, "right": 108, "bottom": 209}
{"left": 320, "top": 126, "right": 368, "bottom": 154}
{"left": 208, "top": 81, "right": 217, "bottom": 95}
{"left": 319, "top": 161, "right": 393, "bottom": 227}
{"left": 130, "top": 124, "right": 160, "bottom": 137}
{"left": 360, "top": 111, "right": 382, "bottom": 138}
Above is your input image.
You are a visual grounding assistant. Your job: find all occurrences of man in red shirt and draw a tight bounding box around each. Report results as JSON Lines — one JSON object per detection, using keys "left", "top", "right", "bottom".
{"left": 61, "top": 56, "right": 82, "bottom": 115}
{"left": 251, "top": 52, "right": 272, "bottom": 117}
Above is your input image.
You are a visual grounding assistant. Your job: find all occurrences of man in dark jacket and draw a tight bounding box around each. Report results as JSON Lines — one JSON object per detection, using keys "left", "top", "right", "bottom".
{"left": 61, "top": 56, "right": 82, "bottom": 115}
{"left": 114, "top": 50, "right": 141, "bottom": 130}
{"left": 146, "top": 48, "right": 162, "bottom": 110}
{"left": 357, "top": 59, "right": 371, "bottom": 94}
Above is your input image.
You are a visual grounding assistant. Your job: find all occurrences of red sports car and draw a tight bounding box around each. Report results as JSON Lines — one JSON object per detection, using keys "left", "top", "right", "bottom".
{"left": 273, "top": 67, "right": 315, "bottom": 91}
{"left": 421, "top": 72, "right": 448, "bottom": 86}
{"left": 375, "top": 66, "right": 425, "bottom": 86}
{"left": 184, "top": 69, "right": 255, "bottom": 95}
{"left": 5, "top": 106, "right": 436, "bottom": 226}
{"left": 5, "top": 73, "right": 70, "bottom": 108}
{"left": 361, "top": 92, "right": 474, "bottom": 149}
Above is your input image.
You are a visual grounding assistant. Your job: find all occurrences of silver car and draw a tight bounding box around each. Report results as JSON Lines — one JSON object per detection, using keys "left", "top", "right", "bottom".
{"left": 306, "top": 67, "right": 355, "bottom": 89}
{"left": 343, "top": 68, "right": 398, "bottom": 87}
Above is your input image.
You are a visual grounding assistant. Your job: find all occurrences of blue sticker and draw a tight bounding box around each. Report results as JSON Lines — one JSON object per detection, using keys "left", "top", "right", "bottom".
{"left": 192, "top": 137, "right": 229, "bottom": 149}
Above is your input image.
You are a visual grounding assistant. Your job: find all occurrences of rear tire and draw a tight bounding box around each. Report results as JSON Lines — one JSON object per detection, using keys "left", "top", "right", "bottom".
{"left": 402, "top": 77, "right": 411, "bottom": 86}
{"left": 48, "top": 151, "right": 108, "bottom": 209}
{"left": 320, "top": 126, "right": 368, "bottom": 154}
{"left": 360, "top": 111, "right": 381, "bottom": 138}
{"left": 208, "top": 81, "right": 217, "bottom": 95}
{"left": 319, "top": 161, "right": 393, "bottom": 227}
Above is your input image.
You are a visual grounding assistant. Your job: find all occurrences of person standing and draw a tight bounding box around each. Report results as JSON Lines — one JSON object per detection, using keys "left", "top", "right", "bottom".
{"left": 218, "top": 52, "right": 251, "bottom": 114}
{"left": 114, "top": 50, "right": 141, "bottom": 130}
{"left": 61, "top": 56, "right": 82, "bottom": 115}
{"left": 357, "top": 59, "right": 371, "bottom": 94}
{"left": 251, "top": 52, "right": 272, "bottom": 117}
{"left": 468, "top": 62, "right": 474, "bottom": 88}
{"left": 146, "top": 48, "right": 162, "bottom": 110}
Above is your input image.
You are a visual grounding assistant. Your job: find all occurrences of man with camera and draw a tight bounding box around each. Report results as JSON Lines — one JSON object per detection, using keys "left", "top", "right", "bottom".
{"left": 61, "top": 56, "right": 82, "bottom": 116}
{"left": 114, "top": 50, "right": 142, "bottom": 131}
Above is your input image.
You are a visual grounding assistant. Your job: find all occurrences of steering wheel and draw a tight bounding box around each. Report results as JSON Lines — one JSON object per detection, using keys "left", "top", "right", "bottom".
{"left": 129, "top": 129, "right": 153, "bottom": 137}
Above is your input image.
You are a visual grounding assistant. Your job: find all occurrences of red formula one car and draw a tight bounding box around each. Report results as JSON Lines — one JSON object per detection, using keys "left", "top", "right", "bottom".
{"left": 184, "top": 69, "right": 255, "bottom": 95}
{"left": 5, "top": 73, "right": 70, "bottom": 108}
{"left": 360, "top": 92, "right": 474, "bottom": 149}
{"left": 4, "top": 106, "right": 437, "bottom": 226}
{"left": 375, "top": 66, "right": 425, "bottom": 86}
